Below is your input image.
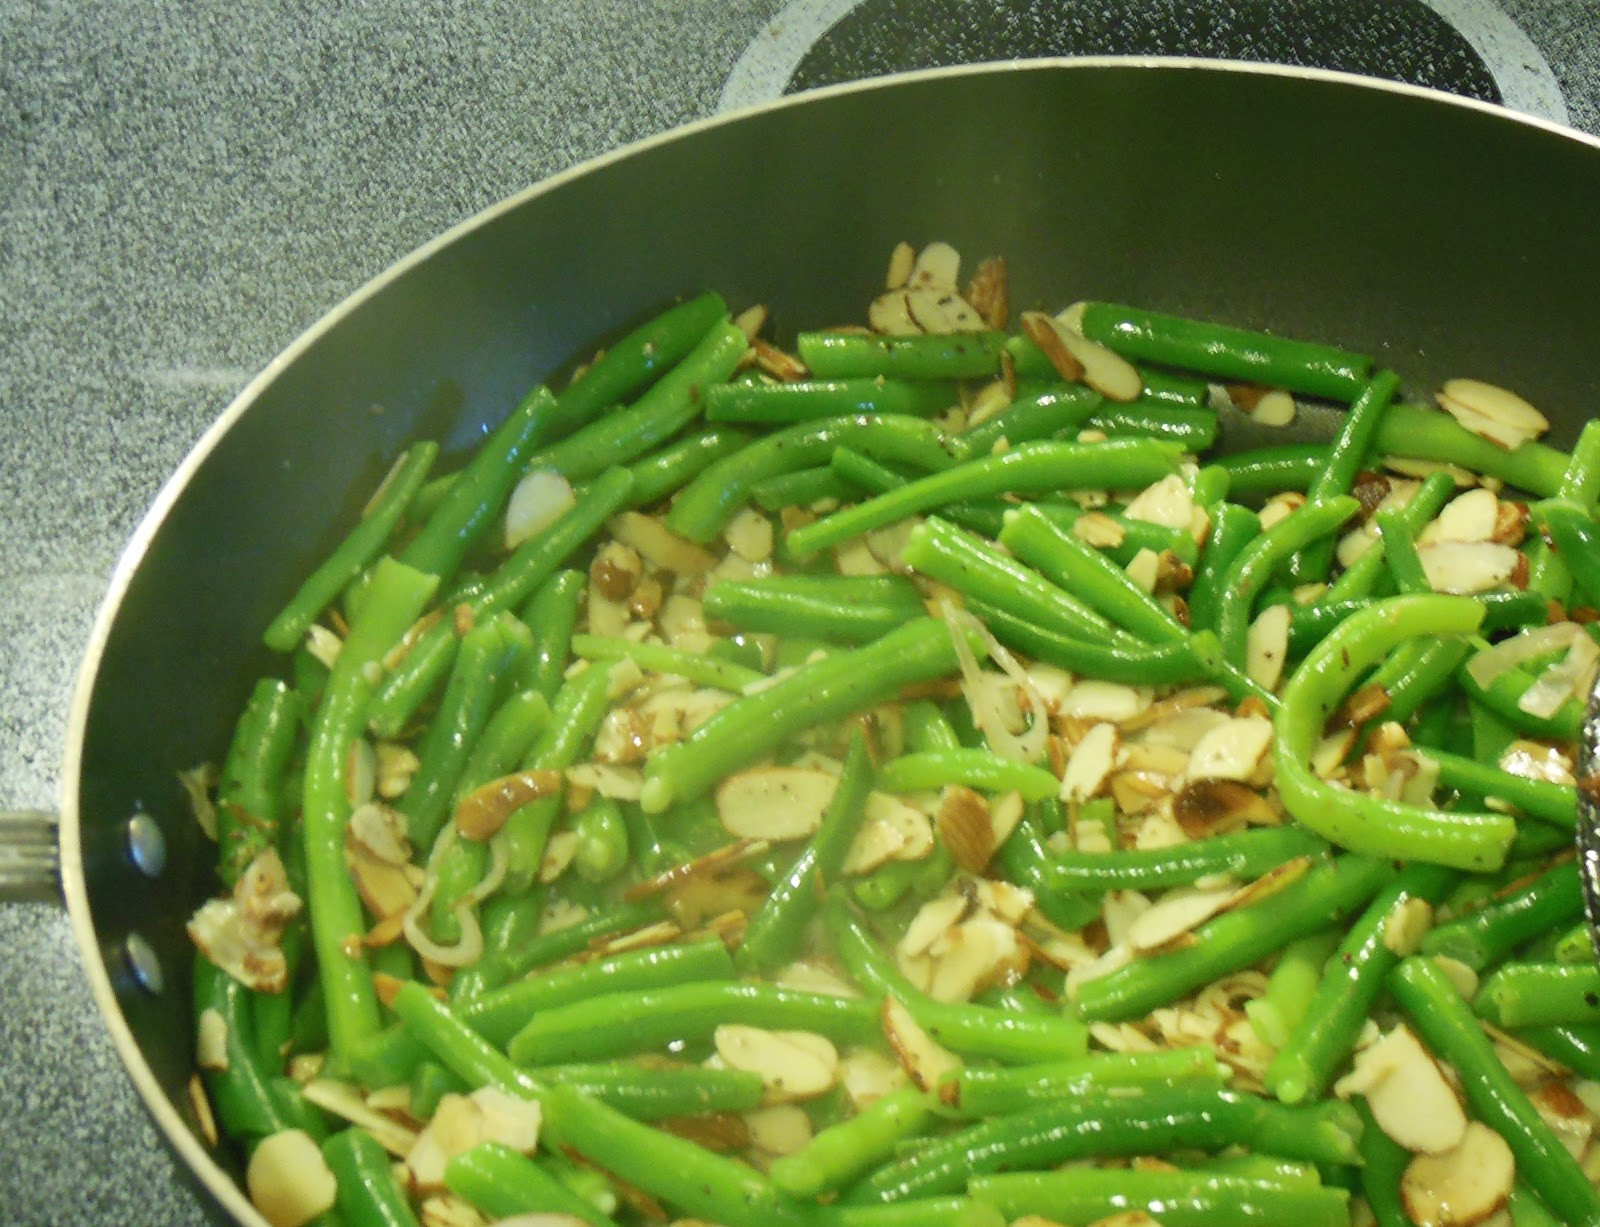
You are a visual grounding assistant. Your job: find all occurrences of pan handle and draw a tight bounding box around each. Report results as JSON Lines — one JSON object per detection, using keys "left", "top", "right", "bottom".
{"left": 0, "top": 810, "right": 61, "bottom": 903}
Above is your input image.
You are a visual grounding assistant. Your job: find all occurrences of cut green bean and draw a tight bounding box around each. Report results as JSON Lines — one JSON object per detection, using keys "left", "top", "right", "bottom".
{"left": 959, "top": 384, "right": 1100, "bottom": 455}
{"left": 703, "top": 574, "right": 927, "bottom": 645}
{"left": 797, "top": 329, "right": 1007, "bottom": 379}
{"left": 1046, "top": 826, "right": 1330, "bottom": 895}
{"left": 966, "top": 596, "right": 1222, "bottom": 686}
{"left": 445, "top": 1141, "right": 620, "bottom": 1227}
{"left": 970, "top": 1167, "right": 1351, "bottom": 1227}
{"left": 216, "top": 678, "right": 303, "bottom": 887}
{"left": 323, "top": 1128, "right": 421, "bottom": 1227}
{"left": 1321, "top": 470, "right": 1457, "bottom": 605}
{"left": 1421, "top": 859, "right": 1582, "bottom": 970}
{"left": 1475, "top": 960, "right": 1600, "bottom": 1029}
{"left": 875, "top": 749, "right": 1058, "bottom": 800}
{"left": 705, "top": 377, "right": 958, "bottom": 423}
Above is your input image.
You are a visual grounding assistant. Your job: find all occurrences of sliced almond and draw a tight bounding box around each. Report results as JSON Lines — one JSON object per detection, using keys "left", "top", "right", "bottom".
{"left": 1020, "top": 310, "right": 1084, "bottom": 381}
{"left": 1529, "top": 1082, "right": 1595, "bottom": 1159}
{"left": 1124, "top": 474, "right": 1197, "bottom": 530}
{"left": 1418, "top": 542, "right": 1520, "bottom": 594}
{"left": 1060, "top": 721, "right": 1119, "bottom": 801}
{"left": 885, "top": 241, "right": 916, "bottom": 290}
{"left": 1499, "top": 740, "right": 1577, "bottom": 787}
{"left": 196, "top": 1007, "right": 230, "bottom": 1072}
{"left": 974, "top": 875, "right": 1035, "bottom": 925}
{"left": 909, "top": 241, "right": 961, "bottom": 291}
{"left": 965, "top": 257, "right": 1009, "bottom": 330}
{"left": 751, "top": 338, "right": 807, "bottom": 382}
{"left": 927, "top": 915, "right": 1024, "bottom": 1003}
{"left": 745, "top": 1103, "right": 814, "bottom": 1157}
{"left": 1421, "top": 488, "right": 1500, "bottom": 545}
{"left": 868, "top": 290, "right": 920, "bottom": 336}
{"left": 936, "top": 786, "right": 998, "bottom": 874}
{"left": 1057, "top": 680, "right": 1152, "bottom": 723}
{"left": 248, "top": 1130, "right": 338, "bottom": 1227}
{"left": 716, "top": 766, "right": 837, "bottom": 841}
{"left": 1335, "top": 1023, "right": 1468, "bottom": 1153}
{"left": 1072, "top": 511, "right": 1127, "bottom": 549}
{"left": 1400, "top": 1120, "right": 1515, "bottom": 1227}
{"left": 1437, "top": 379, "right": 1549, "bottom": 451}
{"left": 882, "top": 995, "right": 960, "bottom": 1091}
{"left": 1103, "top": 890, "right": 1153, "bottom": 948}
{"left": 1250, "top": 388, "right": 1297, "bottom": 427}
{"left": 905, "top": 287, "right": 986, "bottom": 334}
{"left": 1382, "top": 896, "right": 1435, "bottom": 956}
{"left": 900, "top": 892, "right": 970, "bottom": 961}
{"left": 1171, "top": 778, "right": 1277, "bottom": 838}
{"left": 1126, "top": 884, "right": 1235, "bottom": 953}
{"left": 609, "top": 511, "right": 718, "bottom": 577}
{"left": 1245, "top": 604, "right": 1291, "bottom": 693}
{"left": 844, "top": 794, "right": 934, "bottom": 874}
{"left": 735, "top": 302, "right": 769, "bottom": 340}
{"left": 775, "top": 958, "right": 862, "bottom": 999}
{"left": 838, "top": 1047, "right": 909, "bottom": 1108}
{"left": 455, "top": 769, "right": 563, "bottom": 841}
{"left": 724, "top": 507, "right": 774, "bottom": 563}
{"left": 565, "top": 762, "right": 643, "bottom": 802}
{"left": 714, "top": 1025, "right": 838, "bottom": 1101}
{"left": 1185, "top": 715, "right": 1273, "bottom": 783}
{"left": 300, "top": 1079, "right": 419, "bottom": 1156}
{"left": 505, "top": 469, "right": 576, "bottom": 550}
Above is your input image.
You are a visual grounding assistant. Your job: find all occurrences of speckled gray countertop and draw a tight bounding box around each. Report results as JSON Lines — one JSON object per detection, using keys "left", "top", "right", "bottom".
{"left": 2, "top": 2, "right": 1598, "bottom": 1222}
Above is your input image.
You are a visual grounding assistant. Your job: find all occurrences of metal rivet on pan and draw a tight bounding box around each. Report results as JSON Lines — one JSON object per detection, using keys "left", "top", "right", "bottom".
{"left": 126, "top": 812, "right": 166, "bottom": 878}
{"left": 124, "top": 933, "right": 163, "bottom": 996}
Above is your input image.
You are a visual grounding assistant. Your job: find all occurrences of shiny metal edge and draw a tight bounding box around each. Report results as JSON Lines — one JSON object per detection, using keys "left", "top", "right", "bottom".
{"left": 53, "top": 55, "right": 1600, "bottom": 1224}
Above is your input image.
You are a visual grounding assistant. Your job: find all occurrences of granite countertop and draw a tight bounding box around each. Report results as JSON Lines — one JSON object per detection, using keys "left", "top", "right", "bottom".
{"left": 2, "top": 2, "right": 1597, "bottom": 1222}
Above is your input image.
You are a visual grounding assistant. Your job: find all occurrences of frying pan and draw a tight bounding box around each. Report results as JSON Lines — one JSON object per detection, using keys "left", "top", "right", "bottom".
{"left": 5, "top": 58, "right": 1600, "bottom": 1225}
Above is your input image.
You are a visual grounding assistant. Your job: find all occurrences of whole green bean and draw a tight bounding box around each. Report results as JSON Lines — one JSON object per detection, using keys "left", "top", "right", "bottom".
{"left": 640, "top": 617, "right": 958, "bottom": 813}
{"left": 787, "top": 437, "right": 1183, "bottom": 558}
{"left": 1351, "top": 1100, "right": 1414, "bottom": 1227}
{"left": 263, "top": 443, "right": 438, "bottom": 652}
{"left": 875, "top": 749, "right": 1058, "bottom": 800}
{"left": 665, "top": 412, "right": 960, "bottom": 544}
{"left": 1074, "top": 854, "right": 1394, "bottom": 1023}
{"left": 445, "top": 1142, "right": 619, "bottom": 1227}
{"left": 797, "top": 329, "right": 1007, "bottom": 379}
{"left": 366, "top": 467, "right": 634, "bottom": 739}
{"left": 323, "top": 1128, "right": 420, "bottom": 1227}
{"left": 829, "top": 445, "right": 1009, "bottom": 537}
{"left": 768, "top": 1085, "right": 934, "bottom": 1200}
{"left": 1421, "top": 859, "right": 1582, "bottom": 969}
{"left": 705, "top": 377, "right": 958, "bottom": 423}
{"left": 750, "top": 463, "right": 856, "bottom": 511}
{"left": 216, "top": 678, "right": 303, "bottom": 887}
{"left": 1321, "top": 470, "right": 1457, "bottom": 604}
{"left": 1517, "top": 1023, "right": 1600, "bottom": 1081}
{"left": 1273, "top": 595, "right": 1516, "bottom": 869}
{"left": 1076, "top": 301, "right": 1372, "bottom": 401}
{"left": 1045, "top": 825, "right": 1330, "bottom": 894}
{"left": 738, "top": 730, "right": 873, "bottom": 975}
{"left": 1374, "top": 506, "right": 1431, "bottom": 595}
{"left": 1266, "top": 862, "right": 1456, "bottom": 1104}
{"left": 958, "top": 384, "right": 1100, "bottom": 455}
{"left": 969, "top": 1168, "right": 1350, "bottom": 1227}
{"left": 453, "top": 689, "right": 552, "bottom": 804}
{"left": 966, "top": 596, "right": 1222, "bottom": 686}
{"left": 1391, "top": 956, "right": 1600, "bottom": 1227}
{"left": 1474, "top": 960, "right": 1600, "bottom": 1028}
{"left": 1375, "top": 402, "right": 1569, "bottom": 497}
{"left": 704, "top": 574, "right": 927, "bottom": 645}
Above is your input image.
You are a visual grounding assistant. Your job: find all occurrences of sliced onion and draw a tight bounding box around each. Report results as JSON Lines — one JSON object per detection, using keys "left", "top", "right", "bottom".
{"left": 937, "top": 599, "right": 1048, "bottom": 765}
{"left": 1464, "top": 621, "right": 1582, "bottom": 690}
{"left": 1520, "top": 631, "right": 1600, "bottom": 720}
{"left": 401, "top": 828, "right": 490, "bottom": 968}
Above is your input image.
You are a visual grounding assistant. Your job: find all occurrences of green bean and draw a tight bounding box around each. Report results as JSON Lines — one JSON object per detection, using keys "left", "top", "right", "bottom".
{"left": 1391, "top": 956, "right": 1600, "bottom": 1227}
{"left": 445, "top": 1142, "right": 619, "bottom": 1227}
{"left": 1215, "top": 495, "right": 1359, "bottom": 670}
{"left": 1288, "top": 371, "right": 1399, "bottom": 583}
{"left": 1413, "top": 747, "right": 1577, "bottom": 830}
{"left": 568, "top": 633, "right": 764, "bottom": 691}
{"left": 847, "top": 1084, "right": 1362, "bottom": 1203}
{"left": 1075, "top": 854, "right": 1394, "bottom": 1023}
{"left": 623, "top": 425, "right": 751, "bottom": 511}
{"left": 640, "top": 617, "right": 958, "bottom": 813}
{"left": 1044, "top": 826, "right": 1330, "bottom": 894}
{"left": 1006, "top": 342, "right": 1209, "bottom": 405}
{"left": 738, "top": 730, "right": 873, "bottom": 975}
{"left": 942, "top": 1047, "right": 1225, "bottom": 1117}
{"left": 901, "top": 516, "right": 1137, "bottom": 646}
{"left": 705, "top": 377, "right": 958, "bottom": 423}
{"left": 1527, "top": 421, "right": 1600, "bottom": 599}
{"left": 1188, "top": 502, "right": 1260, "bottom": 634}
{"left": 1089, "top": 400, "right": 1219, "bottom": 449}
{"left": 453, "top": 690, "right": 552, "bottom": 804}
{"left": 1321, "top": 470, "right": 1457, "bottom": 604}
{"left": 970, "top": 1167, "right": 1351, "bottom": 1227}
{"left": 824, "top": 890, "right": 1088, "bottom": 1064}
{"left": 704, "top": 574, "right": 927, "bottom": 645}
{"left": 966, "top": 596, "right": 1222, "bottom": 685}
{"left": 875, "top": 749, "right": 1058, "bottom": 800}
{"left": 323, "top": 1128, "right": 420, "bottom": 1227}
{"left": 1266, "top": 862, "right": 1456, "bottom": 1104}
{"left": 367, "top": 467, "right": 634, "bottom": 739}
{"left": 400, "top": 388, "right": 556, "bottom": 583}
{"left": 958, "top": 384, "right": 1100, "bottom": 455}
{"left": 507, "top": 982, "right": 881, "bottom": 1064}
{"left": 1218, "top": 443, "right": 1324, "bottom": 501}
{"left": 994, "top": 812, "right": 1101, "bottom": 932}
{"left": 392, "top": 984, "right": 815, "bottom": 1227}
{"left": 1474, "top": 960, "right": 1600, "bottom": 1028}
{"left": 516, "top": 569, "right": 585, "bottom": 699}
{"left": 1274, "top": 595, "right": 1516, "bottom": 869}
{"left": 1026, "top": 501, "right": 1200, "bottom": 566}
{"left": 827, "top": 446, "right": 1009, "bottom": 537}
{"left": 1290, "top": 589, "right": 1548, "bottom": 655}
{"left": 215, "top": 678, "right": 303, "bottom": 887}
{"left": 1077, "top": 301, "right": 1372, "bottom": 401}
{"left": 1365, "top": 635, "right": 1474, "bottom": 730}
{"left": 797, "top": 329, "right": 1007, "bottom": 379}
{"left": 787, "top": 438, "right": 1183, "bottom": 558}
{"left": 550, "top": 290, "right": 729, "bottom": 424}
{"left": 522, "top": 319, "right": 747, "bottom": 482}
{"left": 1244, "top": 929, "right": 1341, "bottom": 1050}
{"left": 750, "top": 463, "right": 856, "bottom": 511}
{"left": 1422, "top": 860, "right": 1582, "bottom": 970}
{"left": 397, "top": 615, "right": 526, "bottom": 850}
{"left": 484, "top": 897, "right": 660, "bottom": 986}
{"left": 666, "top": 412, "right": 960, "bottom": 543}
{"left": 1374, "top": 506, "right": 1431, "bottom": 595}
{"left": 1517, "top": 1023, "right": 1600, "bottom": 1080}
{"left": 1454, "top": 656, "right": 1586, "bottom": 742}
{"left": 1375, "top": 402, "right": 1569, "bottom": 497}
{"left": 539, "top": 1062, "right": 765, "bottom": 1121}
{"left": 303, "top": 558, "right": 438, "bottom": 1065}
{"left": 1535, "top": 497, "right": 1600, "bottom": 610}
{"left": 902, "top": 699, "right": 960, "bottom": 754}
{"left": 999, "top": 503, "right": 1187, "bottom": 645}
{"left": 1351, "top": 1099, "right": 1414, "bottom": 1227}
{"left": 571, "top": 798, "right": 629, "bottom": 882}
{"left": 501, "top": 659, "right": 619, "bottom": 892}
{"left": 194, "top": 956, "right": 303, "bottom": 1142}
{"left": 1189, "top": 462, "right": 1231, "bottom": 507}
{"left": 769, "top": 1086, "right": 934, "bottom": 1200}
{"left": 264, "top": 444, "right": 438, "bottom": 652}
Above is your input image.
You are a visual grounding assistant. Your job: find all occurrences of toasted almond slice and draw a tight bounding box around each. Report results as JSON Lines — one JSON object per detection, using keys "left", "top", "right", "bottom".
{"left": 1335, "top": 1023, "right": 1468, "bottom": 1153}
{"left": 927, "top": 915, "right": 1024, "bottom": 1003}
{"left": 1246, "top": 604, "right": 1291, "bottom": 693}
{"left": 885, "top": 241, "right": 916, "bottom": 290}
{"left": 1400, "top": 1120, "right": 1515, "bottom": 1227}
{"left": 1020, "top": 309, "right": 1141, "bottom": 401}
{"left": 974, "top": 875, "right": 1035, "bottom": 925}
{"left": 1382, "top": 896, "right": 1435, "bottom": 957}
{"left": 197, "top": 1008, "right": 230, "bottom": 1072}
{"left": 774, "top": 958, "right": 860, "bottom": 999}
{"left": 900, "top": 892, "right": 970, "bottom": 961}
{"left": 1312, "top": 728, "right": 1358, "bottom": 779}
{"left": 1259, "top": 491, "right": 1306, "bottom": 533}
{"left": 839, "top": 1047, "right": 909, "bottom": 1108}
{"left": 1124, "top": 474, "right": 1197, "bottom": 530}
{"left": 188, "top": 1072, "right": 219, "bottom": 1148}
{"left": 965, "top": 257, "right": 1009, "bottom": 330}
{"left": 1421, "top": 488, "right": 1501, "bottom": 545}
{"left": 714, "top": 1025, "right": 838, "bottom": 1101}
{"left": 1250, "top": 388, "right": 1297, "bottom": 426}
{"left": 610, "top": 511, "right": 719, "bottom": 577}
{"left": 1171, "top": 778, "right": 1277, "bottom": 838}
{"left": 455, "top": 770, "right": 563, "bottom": 841}
{"left": 868, "top": 289, "right": 921, "bottom": 336}
{"left": 1499, "top": 740, "right": 1577, "bottom": 786}
{"left": 248, "top": 1130, "right": 338, "bottom": 1227}
{"left": 905, "top": 287, "right": 986, "bottom": 334}
{"left": 1126, "top": 884, "right": 1236, "bottom": 953}
{"left": 1438, "top": 379, "right": 1549, "bottom": 451}
{"left": 1185, "top": 715, "right": 1273, "bottom": 783}
{"left": 845, "top": 794, "right": 934, "bottom": 874}
{"left": 1418, "top": 541, "right": 1520, "bottom": 594}
{"left": 936, "top": 786, "right": 998, "bottom": 874}
{"left": 882, "top": 996, "right": 960, "bottom": 1091}
{"left": 1020, "top": 310, "right": 1085, "bottom": 381}
{"left": 471, "top": 1086, "right": 542, "bottom": 1154}
{"left": 1060, "top": 721, "right": 1119, "bottom": 802}
{"left": 300, "top": 1079, "right": 420, "bottom": 1156}
{"left": 1072, "top": 510, "right": 1127, "bottom": 549}
{"left": 566, "top": 762, "right": 643, "bottom": 802}
{"left": 1529, "top": 1082, "right": 1595, "bottom": 1159}
{"left": 752, "top": 337, "right": 807, "bottom": 382}
{"left": 716, "top": 766, "right": 836, "bottom": 841}
{"left": 505, "top": 469, "right": 576, "bottom": 550}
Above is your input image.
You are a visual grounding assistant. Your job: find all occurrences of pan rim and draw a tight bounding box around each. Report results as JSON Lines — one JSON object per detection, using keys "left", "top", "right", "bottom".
{"left": 53, "top": 54, "right": 1600, "bottom": 1224}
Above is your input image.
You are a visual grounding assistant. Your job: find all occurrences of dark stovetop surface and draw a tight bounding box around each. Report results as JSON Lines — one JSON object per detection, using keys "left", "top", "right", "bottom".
{"left": 2, "top": 1, "right": 1597, "bottom": 1221}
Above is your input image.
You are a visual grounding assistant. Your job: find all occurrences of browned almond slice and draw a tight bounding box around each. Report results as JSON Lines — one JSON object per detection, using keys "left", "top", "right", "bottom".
{"left": 248, "top": 1130, "right": 339, "bottom": 1226}
{"left": 1529, "top": 1082, "right": 1594, "bottom": 1158}
{"left": 909, "top": 241, "right": 961, "bottom": 291}
{"left": 1222, "top": 856, "right": 1311, "bottom": 913}
{"left": 1072, "top": 510, "right": 1127, "bottom": 549}
{"left": 1060, "top": 721, "right": 1119, "bottom": 801}
{"left": 1335, "top": 1023, "right": 1468, "bottom": 1153}
{"left": 751, "top": 337, "right": 807, "bottom": 382}
{"left": 936, "top": 785, "right": 998, "bottom": 874}
{"left": 965, "top": 256, "right": 1009, "bottom": 330}
{"left": 845, "top": 794, "right": 934, "bottom": 874}
{"left": 455, "top": 769, "right": 562, "bottom": 841}
{"left": 1171, "top": 778, "right": 1277, "bottom": 838}
{"left": 610, "top": 510, "right": 718, "bottom": 576}
{"left": 885, "top": 241, "right": 916, "bottom": 290}
{"left": 1020, "top": 310, "right": 1085, "bottom": 381}
{"left": 868, "top": 289, "right": 922, "bottom": 336}
{"left": 899, "top": 892, "right": 969, "bottom": 961}
{"left": 1417, "top": 542, "right": 1520, "bottom": 594}
{"left": 1400, "top": 1120, "right": 1515, "bottom": 1227}
{"left": 881, "top": 996, "right": 960, "bottom": 1091}
{"left": 734, "top": 302, "right": 769, "bottom": 340}
{"left": 714, "top": 1025, "right": 838, "bottom": 1101}
{"left": 1437, "top": 378, "right": 1549, "bottom": 451}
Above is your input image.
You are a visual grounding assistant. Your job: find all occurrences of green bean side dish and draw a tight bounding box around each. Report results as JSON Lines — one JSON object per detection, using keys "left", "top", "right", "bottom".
{"left": 186, "top": 242, "right": 1600, "bottom": 1227}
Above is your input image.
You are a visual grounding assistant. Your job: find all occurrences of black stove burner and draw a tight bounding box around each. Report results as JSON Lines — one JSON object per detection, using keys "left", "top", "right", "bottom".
{"left": 787, "top": 0, "right": 1500, "bottom": 105}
